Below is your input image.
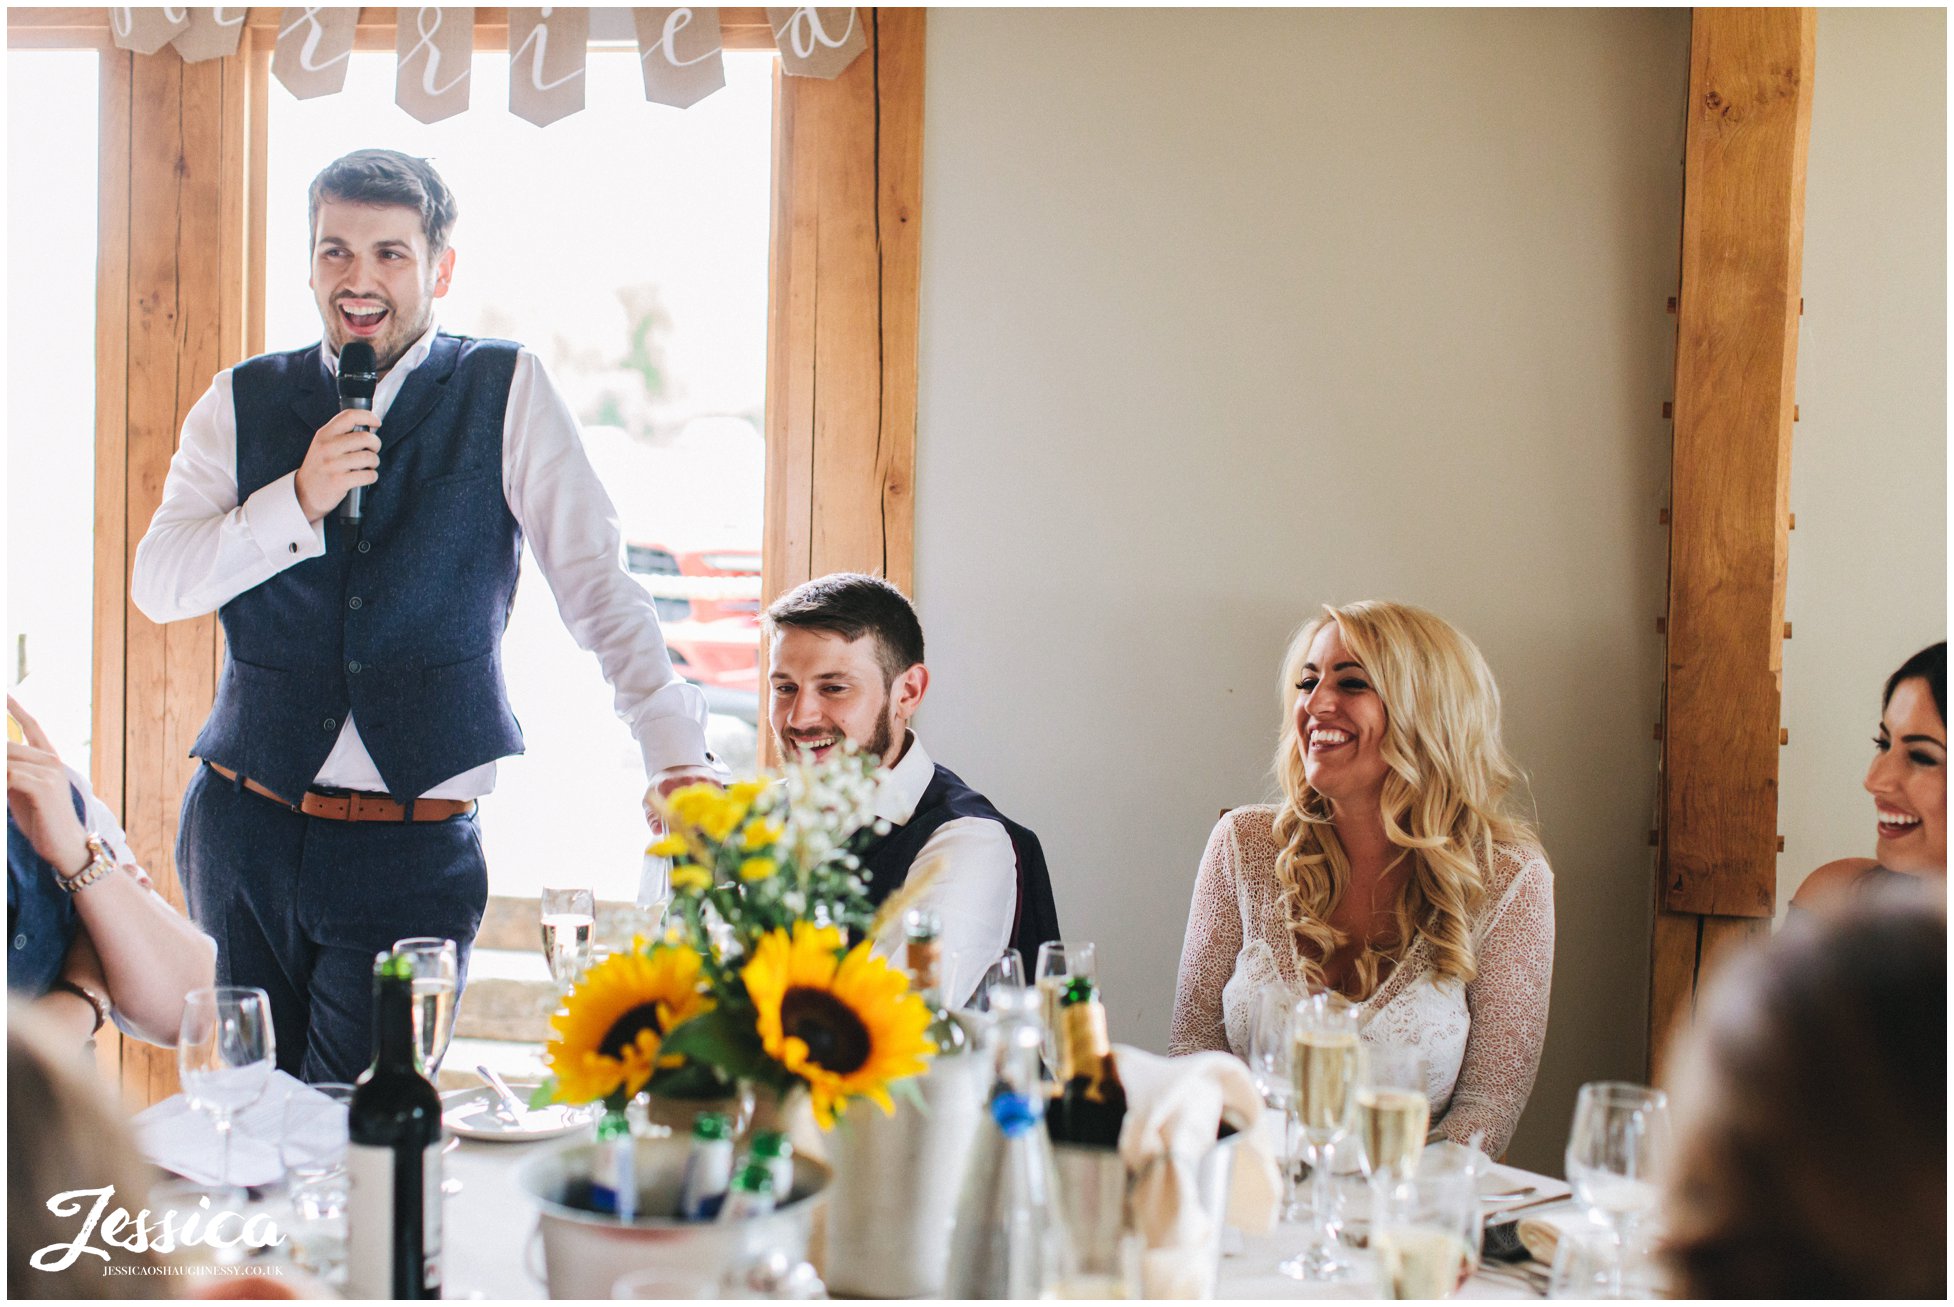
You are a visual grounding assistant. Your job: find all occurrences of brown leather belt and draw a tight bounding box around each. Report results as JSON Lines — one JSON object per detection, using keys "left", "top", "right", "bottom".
{"left": 203, "top": 762, "right": 475, "bottom": 823}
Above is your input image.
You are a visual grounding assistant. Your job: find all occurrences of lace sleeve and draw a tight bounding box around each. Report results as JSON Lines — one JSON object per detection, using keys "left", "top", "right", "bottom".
{"left": 1435, "top": 850, "right": 1555, "bottom": 1157}
{"left": 1169, "top": 817, "right": 1244, "bottom": 1056}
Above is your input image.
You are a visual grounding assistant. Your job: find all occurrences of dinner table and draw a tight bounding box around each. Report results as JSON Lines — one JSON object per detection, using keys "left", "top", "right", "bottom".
{"left": 435, "top": 1126, "right": 1570, "bottom": 1300}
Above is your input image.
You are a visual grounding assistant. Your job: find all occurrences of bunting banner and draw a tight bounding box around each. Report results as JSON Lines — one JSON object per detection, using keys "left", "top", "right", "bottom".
{"left": 634, "top": 7, "right": 725, "bottom": 110}
{"left": 509, "top": 7, "right": 589, "bottom": 128}
{"left": 767, "top": 7, "right": 866, "bottom": 79}
{"left": 396, "top": 6, "right": 475, "bottom": 124}
{"left": 273, "top": 6, "right": 358, "bottom": 100}
{"left": 106, "top": 8, "right": 870, "bottom": 116}
{"left": 171, "top": 7, "right": 246, "bottom": 62}
{"left": 109, "top": 7, "right": 190, "bottom": 56}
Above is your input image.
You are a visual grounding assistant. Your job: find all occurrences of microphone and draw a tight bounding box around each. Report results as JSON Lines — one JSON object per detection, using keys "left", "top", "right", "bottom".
{"left": 335, "top": 340, "right": 379, "bottom": 526}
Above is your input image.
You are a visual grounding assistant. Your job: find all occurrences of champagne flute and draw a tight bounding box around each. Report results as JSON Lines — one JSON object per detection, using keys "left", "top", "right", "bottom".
{"left": 1370, "top": 1153, "right": 1481, "bottom": 1299}
{"left": 1033, "top": 941, "right": 1095, "bottom": 1075}
{"left": 178, "top": 986, "right": 276, "bottom": 1197}
{"left": 1564, "top": 1082, "right": 1669, "bottom": 1298}
{"left": 1246, "top": 987, "right": 1301, "bottom": 1220}
{"left": 540, "top": 886, "right": 596, "bottom": 993}
{"left": 1278, "top": 988, "right": 1361, "bottom": 1282}
{"left": 393, "top": 936, "right": 460, "bottom": 1080}
{"left": 1357, "top": 1045, "right": 1431, "bottom": 1185}
{"left": 968, "top": 948, "right": 1026, "bottom": 1012}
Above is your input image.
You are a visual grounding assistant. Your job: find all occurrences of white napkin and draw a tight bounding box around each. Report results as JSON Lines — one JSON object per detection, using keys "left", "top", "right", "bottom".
{"left": 134, "top": 1070, "right": 331, "bottom": 1189}
{"left": 1114, "top": 1044, "right": 1282, "bottom": 1297}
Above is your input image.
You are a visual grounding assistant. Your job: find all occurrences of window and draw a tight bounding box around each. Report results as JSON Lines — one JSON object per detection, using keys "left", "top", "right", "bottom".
{"left": 7, "top": 51, "right": 100, "bottom": 764}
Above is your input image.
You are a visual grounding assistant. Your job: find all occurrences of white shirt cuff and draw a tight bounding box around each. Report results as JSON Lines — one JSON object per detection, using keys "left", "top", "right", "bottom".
{"left": 242, "top": 471, "right": 325, "bottom": 566}
{"left": 636, "top": 713, "right": 715, "bottom": 780}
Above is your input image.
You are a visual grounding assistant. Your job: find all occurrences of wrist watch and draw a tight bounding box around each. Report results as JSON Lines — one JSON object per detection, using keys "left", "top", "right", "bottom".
{"left": 57, "top": 833, "right": 116, "bottom": 895}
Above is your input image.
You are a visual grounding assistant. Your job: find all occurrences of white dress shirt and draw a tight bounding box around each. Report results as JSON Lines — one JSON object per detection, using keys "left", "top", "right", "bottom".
{"left": 129, "top": 324, "right": 711, "bottom": 800}
{"left": 870, "top": 733, "right": 1017, "bottom": 1004}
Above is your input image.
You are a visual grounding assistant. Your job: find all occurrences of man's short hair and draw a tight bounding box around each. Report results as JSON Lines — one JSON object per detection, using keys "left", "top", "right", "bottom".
{"left": 764, "top": 573, "right": 925, "bottom": 686}
{"left": 308, "top": 149, "right": 458, "bottom": 254}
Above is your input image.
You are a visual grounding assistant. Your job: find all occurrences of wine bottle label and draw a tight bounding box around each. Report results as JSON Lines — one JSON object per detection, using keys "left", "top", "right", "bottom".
{"left": 346, "top": 1141, "right": 442, "bottom": 1298}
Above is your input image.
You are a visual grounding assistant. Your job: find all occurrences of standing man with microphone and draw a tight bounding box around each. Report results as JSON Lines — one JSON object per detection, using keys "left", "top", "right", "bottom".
{"left": 132, "top": 150, "right": 718, "bottom": 1082}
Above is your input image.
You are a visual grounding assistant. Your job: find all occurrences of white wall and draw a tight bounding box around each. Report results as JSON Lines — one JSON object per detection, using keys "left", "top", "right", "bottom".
{"left": 912, "top": 9, "right": 1689, "bottom": 1173}
{"left": 1780, "top": 9, "right": 1947, "bottom": 912}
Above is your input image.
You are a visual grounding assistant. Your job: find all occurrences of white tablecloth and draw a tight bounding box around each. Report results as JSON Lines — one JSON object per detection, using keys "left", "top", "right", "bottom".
{"left": 434, "top": 1130, "right": 1567, "bottom": 1300}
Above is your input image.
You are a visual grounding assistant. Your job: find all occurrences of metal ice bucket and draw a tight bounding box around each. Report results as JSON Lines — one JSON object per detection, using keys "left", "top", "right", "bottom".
{"left": 1051, "top": 1126, "right": 1244, "bottom": 1299}
{"left": 824, "top": 1010, "right": 992, "bottom": 1297}
{"left": 517, "top": 1135, "right": 832, "bottom": 1299}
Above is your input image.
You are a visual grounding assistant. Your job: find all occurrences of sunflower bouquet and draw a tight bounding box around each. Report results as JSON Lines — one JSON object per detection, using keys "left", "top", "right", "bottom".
{"left": 536, "top": 746, "right": 939, "bottom": 1129}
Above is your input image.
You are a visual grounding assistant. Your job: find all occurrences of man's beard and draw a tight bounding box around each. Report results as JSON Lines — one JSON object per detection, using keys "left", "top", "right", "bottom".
{"left": 781, "top": 702, "right": 899, "bottom": 763}
{"left": 326, "top": 294, "right": 433, "bottom": 374}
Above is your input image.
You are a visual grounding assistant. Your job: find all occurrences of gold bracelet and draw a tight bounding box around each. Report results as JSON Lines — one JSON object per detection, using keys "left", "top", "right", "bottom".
{"left": 49, "top": 977, "right": 110, "bottom": 1035}
{"left": 57, "top": 834, "right": 116, "bottom": 895}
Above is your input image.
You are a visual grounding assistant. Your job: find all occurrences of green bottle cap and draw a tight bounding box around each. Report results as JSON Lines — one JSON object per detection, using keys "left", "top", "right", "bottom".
{"left": 691, "top": 1111, "right": 733, "bottom": 1142}
{"left": 729, "top": 1162, "right": 774, "bottom": 1195}
{"left": 1059, "top": 975, "right": 1098, "bottom": 1006}
{"left": 749, "top": 1130, "right": 791, "bottom": 1161}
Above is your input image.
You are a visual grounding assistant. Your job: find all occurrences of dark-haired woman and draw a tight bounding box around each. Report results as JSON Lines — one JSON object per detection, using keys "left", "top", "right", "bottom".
{"left": 1792, "top": 641, "right": 1946, "bottom": 910}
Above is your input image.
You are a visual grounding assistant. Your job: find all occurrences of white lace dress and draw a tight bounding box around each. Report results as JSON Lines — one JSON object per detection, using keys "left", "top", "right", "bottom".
{"left": 1168, "top": 805, "right": 1555, "bottom": 1158}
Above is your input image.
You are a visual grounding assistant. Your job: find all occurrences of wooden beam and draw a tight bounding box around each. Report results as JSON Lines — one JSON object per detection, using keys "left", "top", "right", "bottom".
{"left": 1650, "top": 7, "right": 1815, "bottom": 1081}
{"left": 761, "top": 8, "right": 925, "bottom": 603}
{"left": 11, "top": 8, "right": 781, "bottom": 52}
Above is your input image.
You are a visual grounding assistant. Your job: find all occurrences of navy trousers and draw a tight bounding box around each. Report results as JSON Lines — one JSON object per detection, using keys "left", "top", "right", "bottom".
{"left": 177, "top": 763, "right": 487, "bottom": 1083}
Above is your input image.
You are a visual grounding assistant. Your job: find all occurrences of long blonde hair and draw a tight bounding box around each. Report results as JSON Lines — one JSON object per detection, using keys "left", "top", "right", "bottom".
{"left": 1270, "top": 600, "right": 1536, "bottom": 997}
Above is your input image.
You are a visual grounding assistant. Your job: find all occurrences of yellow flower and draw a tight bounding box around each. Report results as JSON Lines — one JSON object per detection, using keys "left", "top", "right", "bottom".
{"left": 647, "top": 833, "right": 689, "bottom": 859}
{"left": 671, "top": 864, "right": 712, "bottom": 893}
{"left": 545, "top": 948, "right": 714, "bottom": 1105}
{"left": 738, "top": 857, "right": 778, "bottom": 883}
{"left": 741, "top": 923, "right": 935, "bottom": 1129}
{"left": 727, "top": 779, "right": 769, "bottom": 807}
{"left": 740, "top": 818, "right": 783, "bottom": 852}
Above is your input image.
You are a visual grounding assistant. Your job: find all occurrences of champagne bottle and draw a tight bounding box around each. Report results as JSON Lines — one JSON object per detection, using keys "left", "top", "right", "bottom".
{"left": 717, "top": 1161, "right": 779, "bottom": 1221}
{"left": 676, "top": 1111, "right": 736, "bottom": 1221}
{"left": 588, "top": 1108, "right": 638, "bottom": 1220}
{"left": 747, "top": 1129, "right": 794, "bottom": 1202}
{"left": 903, "top": 909, "right": 969, "bottom": 1055}
{"left": 346, "top": 949, "right": 444, "bottom": 1300}
{"left": 1046, "top": 976, "right": 1128, "bottom": 1149}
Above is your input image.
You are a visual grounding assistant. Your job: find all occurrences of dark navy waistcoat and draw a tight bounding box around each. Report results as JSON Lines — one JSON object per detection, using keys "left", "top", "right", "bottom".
{"left": 191, "top": 334, "right": 525, "bottom": 802}
{"left": 8, "top": 785, "right": 89, "bottom": 996}
{"left": 857, "top": 764, "right": 1062, "bottom": 966}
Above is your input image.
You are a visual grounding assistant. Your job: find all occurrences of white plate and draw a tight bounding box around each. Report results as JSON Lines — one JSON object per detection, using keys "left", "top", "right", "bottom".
{"left": 442, "top": 1086, "right": 600, "bottom": 1143}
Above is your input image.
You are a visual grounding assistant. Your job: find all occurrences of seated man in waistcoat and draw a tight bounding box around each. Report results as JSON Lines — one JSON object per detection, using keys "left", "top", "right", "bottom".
{"left": 131, "top": 150, "right": 717, "bottom": 1081}
{"left": 764, "top": 574, "right": 1059, "bottom": 994}
{"left": 7, "top": 697, "right": 215, "bottom": 1045}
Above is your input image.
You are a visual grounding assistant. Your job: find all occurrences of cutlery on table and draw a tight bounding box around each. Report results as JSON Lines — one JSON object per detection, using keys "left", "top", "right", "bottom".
{"left": 476, "top": 1064, "right": 529, "bottom": 1123}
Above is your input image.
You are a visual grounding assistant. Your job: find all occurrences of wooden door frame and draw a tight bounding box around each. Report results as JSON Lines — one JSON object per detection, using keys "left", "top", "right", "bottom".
{"left": 9, "top": 6, "right": 925, "bottom": 1105}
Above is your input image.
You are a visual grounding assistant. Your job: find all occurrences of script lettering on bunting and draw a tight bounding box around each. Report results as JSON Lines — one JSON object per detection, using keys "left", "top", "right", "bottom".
{"left": 396, "top": 6, "right": 475, "bottom": 124}
{"left": 509, "top": 7, "right": 590, "bottom": 127}
{"left": 272, "top": 6, "right": 358, "bottom": 100}
{"left": 633, "top": 8, "right": 725, "bottom": 109}
{"left": 766, "top": 7, "right": 866, "bottom": 79}
{"left": 171, "top": 8, "right": 247, "bottom": 63}
{"left": 109, "top": 6, "right": 190, "bottom": 56}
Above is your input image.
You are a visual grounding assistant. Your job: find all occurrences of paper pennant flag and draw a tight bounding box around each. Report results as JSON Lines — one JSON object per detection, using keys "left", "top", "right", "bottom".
{"left": 509, "top": 7, "right": 589, "bottom": 127}
{"left": 172, "top": 8, "right": 247, "bottom": 63}
{"left": 109, "top": 7, "right": 191, "bottom": 56}
{"left": 396, "top": 6, "right": 474, "bottom": 124}
{"left": 767, "top": 7, "right": 866, "bottom": 79}
{"left": 273, "top": 6, "right": 358, "bottom": 100}
{"left": 633, "top": 8, "right": 725, "bottom": 110}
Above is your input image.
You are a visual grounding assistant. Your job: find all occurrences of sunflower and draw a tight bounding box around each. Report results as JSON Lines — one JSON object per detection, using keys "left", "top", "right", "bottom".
{"left": 545, "top": 947, "right": 715, "bottom": 1105}
{"left": 741, "top": 922, "right": 935, "bottom": 1128}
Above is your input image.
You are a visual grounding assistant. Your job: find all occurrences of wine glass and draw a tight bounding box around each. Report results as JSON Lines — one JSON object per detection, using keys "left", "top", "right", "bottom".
{"left": 1369, "top": 1151, "right": 1481, "bottom": 1299}
{"left": 177, "top": 986, "right": 276, "bottom": 1197}
{"left": 393, "top": 936, "right": 460, "bottom": 1080}
{"left": 1033, "top": 940, "right": 1095, "bottom": 1074}
{"left": 967, "top": 948, "right": 1026, "bottom": 1012}
{"left": 1246, "top": 986, "right": 1301, "bottom": 1219}
{"left": 540, "top": 886, "right": 596, "bottom": 993}
{"left": 1356, "top": 1045, "right": 1431, "bottom": 1185}
{"left": 1278, "top": 988, "right": 1362, "bottom": 1282}
{"left": 1564, "top": 1082, "right": 1669, "bottom": 1298}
